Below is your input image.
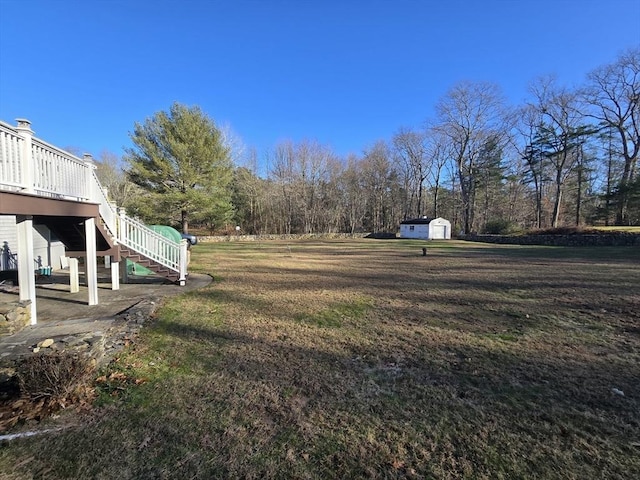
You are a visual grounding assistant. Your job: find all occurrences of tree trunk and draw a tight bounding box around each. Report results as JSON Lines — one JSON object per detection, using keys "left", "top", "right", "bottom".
{"left": 605, "top": 132, "right": 613, "bottom": 226}
{"left": 552, "top": 174, "right": 563, "bottom": 228}
{"left": 181, "top": 209, "right": 188, "bottom": 234}
{"left": 615, "top": 123, "right": 638, "bottom": 225}
{"left": 457, "top": 159, "right": 473, "bottom": 234}
{"left": 615, "top": 175, "right": 630, "bottom": 225}
{"left": 575, "top": 147, "right": 583, "bottom": 226}
{"left": 534, "top": 178, "right": 543, "bottom": 229}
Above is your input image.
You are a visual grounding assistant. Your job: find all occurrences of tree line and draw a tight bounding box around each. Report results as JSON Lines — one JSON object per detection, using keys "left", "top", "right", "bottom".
{"left": 98, "top": 48, "right": 639, "bottom": 235}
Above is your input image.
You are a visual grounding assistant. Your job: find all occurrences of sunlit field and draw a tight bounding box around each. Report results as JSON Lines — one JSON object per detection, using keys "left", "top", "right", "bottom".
{"left": 2, "top": 239, "right": 639, "bottom": 479}
{"left": 594, "top": 226, "right": 640, "bottom": 233}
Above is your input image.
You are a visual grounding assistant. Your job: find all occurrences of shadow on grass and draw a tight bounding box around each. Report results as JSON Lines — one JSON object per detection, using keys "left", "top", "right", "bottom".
{"left": 150, "top": 303, "right": 640, "bottom": 419}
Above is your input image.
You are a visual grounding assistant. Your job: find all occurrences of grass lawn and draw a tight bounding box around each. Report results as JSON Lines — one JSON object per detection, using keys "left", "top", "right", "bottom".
{"left": 1, "top": 239, "right": 639, "bottom": 479}
{"left": 594, "top": 226, "right": 640, "bottom": 233}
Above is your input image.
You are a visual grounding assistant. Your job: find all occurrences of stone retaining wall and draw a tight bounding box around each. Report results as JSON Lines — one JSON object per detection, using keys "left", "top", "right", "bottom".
{"left": 0, "top": 298, "right": 158, "bottom": 415}
{"left": 0, "top": 297, "right": 158, "bottom": 370}
{"left": 460, "top": 233, "right": 640, "bottom": 246}
{"left": 0, "top": 301, "right": 30, "bottom": 336}
{"left": 198, "top": 232, "right": 371, "bottom": 242}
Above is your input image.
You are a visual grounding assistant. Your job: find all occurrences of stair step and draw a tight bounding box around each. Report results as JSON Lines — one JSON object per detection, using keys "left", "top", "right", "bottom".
{"left": 118, "top": 245, "right": 181, "bottom": 284}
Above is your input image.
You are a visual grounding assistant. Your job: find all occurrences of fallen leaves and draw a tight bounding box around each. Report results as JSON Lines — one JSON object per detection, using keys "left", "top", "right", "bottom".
{"left": 94, "top": 371, "right": 147, "bottom": 398}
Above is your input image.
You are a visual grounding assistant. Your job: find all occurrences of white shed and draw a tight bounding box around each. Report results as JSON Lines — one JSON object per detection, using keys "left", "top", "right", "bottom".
{"left": 399, "top": 217, "right": 451, "bottom": 240}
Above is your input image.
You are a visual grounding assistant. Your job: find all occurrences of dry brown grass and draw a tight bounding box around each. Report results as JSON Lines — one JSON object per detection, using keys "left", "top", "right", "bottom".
{"left": 1, "top": 239, "right": 639, "bottom": 479}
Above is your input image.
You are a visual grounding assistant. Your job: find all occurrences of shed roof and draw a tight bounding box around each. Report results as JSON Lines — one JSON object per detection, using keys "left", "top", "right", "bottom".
{"left": 400, "top": 217, "right": 434, "bottom": 225}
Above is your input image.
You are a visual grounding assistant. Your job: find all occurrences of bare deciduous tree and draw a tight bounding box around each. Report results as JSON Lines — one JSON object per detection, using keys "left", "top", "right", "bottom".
{"left": 424, "top": 127, "right": 450, "bottom": 218}
{"left": 514, "top": 104, "right": 549, "bottom": 228}
{"left": 95, "top": 150, "right": 137, "bottom": 208}
{"left": 393, "top": 128, "right": 429, "bottom": 218}
{"left": 529, "top": 77, "right": 593, "bottom": 227}
{"left": 583, "top": 47, "right": 640, "bottom": 225}
{"left": 361, "top": 142, "right": 400, "bottom": 233}
{"left": 435, "top": 81, "right": 509, "bottom": 233}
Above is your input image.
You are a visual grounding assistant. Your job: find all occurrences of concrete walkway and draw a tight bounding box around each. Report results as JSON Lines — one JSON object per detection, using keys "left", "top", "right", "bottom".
{"left": 0, "top": 268, "right": 212, "bottom": 360}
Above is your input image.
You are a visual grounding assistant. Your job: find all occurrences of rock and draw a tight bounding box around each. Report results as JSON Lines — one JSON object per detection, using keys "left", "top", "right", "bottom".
{"left": 32, "top": 347, "right": 40, "bottom": 353}
{"left": 84, "top": 335, "right": 104, "bottom": 346}
{"left": 65, "top": 337, "right": 87, "bottom": 348}
{"left": 38, "top": 338, "right": 55, "bottom": 348}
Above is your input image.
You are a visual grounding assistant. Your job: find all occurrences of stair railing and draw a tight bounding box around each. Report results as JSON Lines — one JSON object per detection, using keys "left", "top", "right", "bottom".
{"left": 86, "top": 159, "right": 186, "bottom": 283}
{"left": 117, "top": 210, "right": 187, "bottom": 283}
{"left": 87, "top": 167, "right": 118, "bottom": 238}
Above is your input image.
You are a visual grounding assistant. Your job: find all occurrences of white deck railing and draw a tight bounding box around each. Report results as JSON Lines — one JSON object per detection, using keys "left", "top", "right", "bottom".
{"left": 0, "top": 119, "right": 187, "bottom": 283}
{"left": 32, "top": 137, "right": 91, "bottom": 200}
{"left": 0, "top": 122, "right": 23, "bottom": 189}
{"left": 1, "top": 120, "right": 92, "bottom": 200}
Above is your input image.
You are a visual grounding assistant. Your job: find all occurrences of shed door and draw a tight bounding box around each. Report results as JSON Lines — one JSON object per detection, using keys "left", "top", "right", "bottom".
{"left": 431, "top": 225, "right": 446, "bottom": 239}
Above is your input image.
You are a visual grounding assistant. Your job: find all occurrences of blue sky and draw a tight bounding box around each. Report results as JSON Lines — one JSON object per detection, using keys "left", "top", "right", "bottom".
{"left": 0, "top": 0, "right": 638, "bottom": 169}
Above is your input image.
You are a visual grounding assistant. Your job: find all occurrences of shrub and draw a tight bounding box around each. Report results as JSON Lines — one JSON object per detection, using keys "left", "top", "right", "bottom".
{"left": 528, "top": 226, "right": 601, "bottom": 235}
{"left": 17, "top": 352, "right": 96, "bottom": 410}
{"left": 483, "top": 219, "right": 521, "bottom": 235}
